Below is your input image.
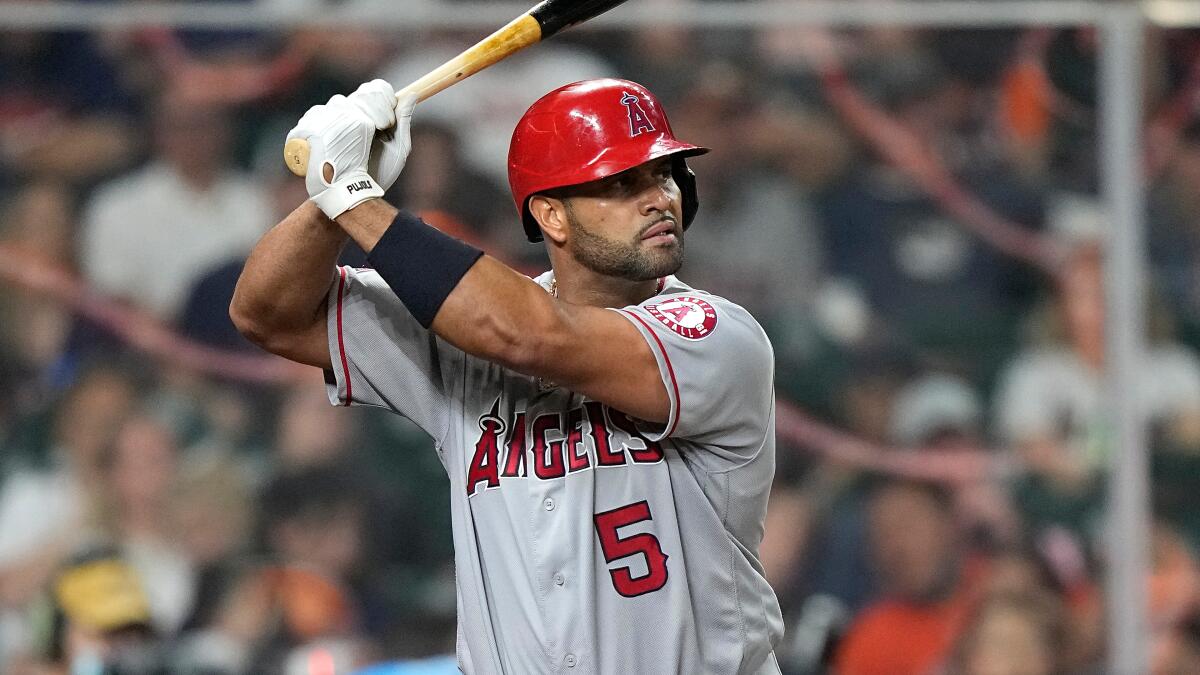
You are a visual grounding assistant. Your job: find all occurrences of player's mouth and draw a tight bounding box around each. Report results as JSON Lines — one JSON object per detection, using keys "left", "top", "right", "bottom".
{"left": 640, "top": 218, "right": 679, "bottom": 245}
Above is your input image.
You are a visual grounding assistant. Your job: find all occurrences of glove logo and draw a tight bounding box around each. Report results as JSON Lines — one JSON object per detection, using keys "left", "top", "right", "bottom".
{"left": 645, "top": 296, "right": 717, "bottom": 340}
{"left": 621, "top": 91, "right": 656, "bottom": 137}
{"left": 346, "top": 180, "right": 375, "bottom": 194}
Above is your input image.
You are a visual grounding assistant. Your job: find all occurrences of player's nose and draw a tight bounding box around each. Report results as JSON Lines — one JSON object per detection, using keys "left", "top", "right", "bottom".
{"left": 638, "top": 177, "right": 675, "bottom": 217}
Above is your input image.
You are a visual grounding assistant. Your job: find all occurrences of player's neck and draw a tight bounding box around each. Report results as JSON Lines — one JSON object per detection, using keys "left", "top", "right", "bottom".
{"left": 550, "top": 266, "right": 659, "bottom": 308}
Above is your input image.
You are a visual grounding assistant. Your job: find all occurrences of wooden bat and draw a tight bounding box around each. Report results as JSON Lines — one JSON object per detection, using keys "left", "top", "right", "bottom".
{"left": 284, "top": 0, "right": 632, "bottom": 177}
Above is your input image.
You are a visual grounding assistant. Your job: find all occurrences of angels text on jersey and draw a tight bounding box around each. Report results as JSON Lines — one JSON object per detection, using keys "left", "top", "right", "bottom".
{"left": 466, "top": 398, "right": 665, "bottom": 497}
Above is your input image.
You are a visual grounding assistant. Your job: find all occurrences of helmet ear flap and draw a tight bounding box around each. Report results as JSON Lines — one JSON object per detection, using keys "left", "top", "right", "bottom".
{"left": 672, "top": 157, "right": 700, "bottom": 229}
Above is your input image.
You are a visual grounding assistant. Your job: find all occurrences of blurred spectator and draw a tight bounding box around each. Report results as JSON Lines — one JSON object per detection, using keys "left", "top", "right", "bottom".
{"left": 888, "top": 373, "right": 982, "bottom": 449}
{"left": 256, "top": 467, "right": 368, "bottom": 669}
{"left": 1041, "top": 29, "right": 1101, "bottom": 193}
{"left": 168, "top": 562, "right": 271, "bottom": 674}
{"left": 783, "top": 356, "right": 912, "bottom": 640}
{"left": 10, "top": 547, "right": 158, "bottom": 675}
{"left": 169, "top": 466, "right": 373, "bottom": 674}
{"left": 760, "top": 480, "right": 816, "bottom": 601}
{"left": 1153, "top": 433, "right": 1200, "bottom": 549}
{"left": 179, "top": 165, "right": 313, "bottom": 352}
{"left": 271, "top": 383, "right": 460, "bottom": 651}
{"left": 0, "top": 30, "right": 138, "bottom": 190}
{"left": 945, "top": 590, "right": 1064, "bottom": 675}
{"left": 838, "top": 355, "right": 910, "bottom": 447}
{"left": 761, "top": 468, "right": 825, "bottom": 673}
{"left": 0, "top": 366, "right": 140, "bottom": 665}
{"left": 975, "top": 542, "right": 1102, "bottom": 672}
{"left": 817, "top": 158, "right": 1040, "bottom": 383}
{"left": 0, "top": 182, "right": 78, "bottom": 426}
{"left": 832, "top": 479, "right": 986, "bottom": 675}
{"left": 354, "top": 414, "right": 457, "bottom": 649}
{"left": 1156, "top": 610, "right": 1200, "bottom": 675}
{"left": 1148, "top": 525, "right": 1200, "bottom": 659}
{"left": 276, "top": 383, "right": 357, "bottom": 470}
{"left": 79, "top": 94, "right": 271, "bottom": 322}
{"left": 994, "top": 234, "right": 1200, "bottom": 542}
{"left": 889, "top": 372, "right": 1020, "bottom": 549}
{"left": 172, "top": 451, "right": 254, "bottom": 631}
{"left": 249, "top": 28, "right": 394, "bottom": 110}
{"left": 97, "top": 412, "right": 197, "bottom": 636}
{"left": 1150, "top": 120, "right": 1200, "bottom": 341}
{"left": 262, "top": 468, "right": 367, "bottom": 625}
{"left": 179, "top": 259, "right": 262, "bottom": 352}
{"left": 814, "top": 39, "right": 1043, "bottom": 384}
{"left": 241, "top": 30, "right": 398, "bottom": 179}
{"left": 601, "top": 0, "right": 756, "bottom": 108}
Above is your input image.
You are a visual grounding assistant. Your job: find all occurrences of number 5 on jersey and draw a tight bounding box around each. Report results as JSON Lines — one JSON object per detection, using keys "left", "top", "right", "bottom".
{"left": 594, "top": 501, "right": 669, "bottom": 597}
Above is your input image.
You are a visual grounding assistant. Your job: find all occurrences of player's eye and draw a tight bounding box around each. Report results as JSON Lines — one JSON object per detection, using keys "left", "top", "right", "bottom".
{"left": 610, "top": 173, "right": 639, "bottom": 194}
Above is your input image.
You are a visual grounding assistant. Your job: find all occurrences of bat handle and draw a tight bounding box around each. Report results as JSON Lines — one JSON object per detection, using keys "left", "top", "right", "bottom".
{"left": 284, "top": 13, "right": 541, "bottom": 177}
{"left": 283, "top": 138, "right": 313, "bottom": 177}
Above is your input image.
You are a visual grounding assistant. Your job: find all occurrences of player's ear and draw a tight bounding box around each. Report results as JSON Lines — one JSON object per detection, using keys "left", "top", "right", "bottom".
{"left": 528, "top": 194, "right": 570, "bottom": 245}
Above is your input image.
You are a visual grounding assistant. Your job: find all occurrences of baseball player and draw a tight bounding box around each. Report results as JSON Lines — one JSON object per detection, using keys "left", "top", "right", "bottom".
{"left": 231, "top": 77, "right": 783, "bottom": 674}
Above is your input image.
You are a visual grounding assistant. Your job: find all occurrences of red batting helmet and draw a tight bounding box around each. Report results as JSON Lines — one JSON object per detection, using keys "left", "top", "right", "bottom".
{"left": 508, "top": 78, "right": 709, "bottom": 243}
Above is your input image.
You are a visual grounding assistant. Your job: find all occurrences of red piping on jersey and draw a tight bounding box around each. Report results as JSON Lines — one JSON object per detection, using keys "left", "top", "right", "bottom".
{"left": 619, "top": 309, "right": 680, "bottom": 438}
{"left": 655, "top": 277, "right": 665, "bottom": 294}
{"left": 336, "top": 266, "right": 352, "bottom": 406}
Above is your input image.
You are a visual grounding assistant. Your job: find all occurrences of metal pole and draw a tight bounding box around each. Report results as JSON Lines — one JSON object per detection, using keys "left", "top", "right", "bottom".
{"left": 1099, "top": 6, "right": 1151, "bottom": 675}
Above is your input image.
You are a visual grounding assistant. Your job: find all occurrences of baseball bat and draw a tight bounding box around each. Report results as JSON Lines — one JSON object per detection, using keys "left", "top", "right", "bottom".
{"left": 284, "top": 0, "right": 631, "bottom": 177}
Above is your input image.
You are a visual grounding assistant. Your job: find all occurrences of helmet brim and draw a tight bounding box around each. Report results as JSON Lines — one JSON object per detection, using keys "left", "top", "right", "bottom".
{"left": 521, "top": 143, "right": 709, "bottom": 243}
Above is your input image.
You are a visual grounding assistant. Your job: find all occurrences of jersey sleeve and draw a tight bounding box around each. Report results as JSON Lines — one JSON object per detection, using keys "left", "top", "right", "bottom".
{"left": 325, "top": 265, "right": 460, "bottom": 444}
{"left": 613, "top": 293, "right": 774, "bottom": 458}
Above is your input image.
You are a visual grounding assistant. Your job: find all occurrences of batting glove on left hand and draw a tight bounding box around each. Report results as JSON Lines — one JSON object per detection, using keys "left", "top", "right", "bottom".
{"left": 287, "top": 93, "right": 386, "bottom": 220}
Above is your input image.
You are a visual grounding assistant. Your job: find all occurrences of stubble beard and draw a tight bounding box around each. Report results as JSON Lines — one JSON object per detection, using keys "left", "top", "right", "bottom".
{"left": 565, "top": 204, "right": 684, "bottom": 282}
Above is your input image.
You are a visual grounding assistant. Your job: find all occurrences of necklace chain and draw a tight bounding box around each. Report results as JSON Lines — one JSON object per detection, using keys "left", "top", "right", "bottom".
{"left": 539, "top": 276, "right": 559, "bottom": 391}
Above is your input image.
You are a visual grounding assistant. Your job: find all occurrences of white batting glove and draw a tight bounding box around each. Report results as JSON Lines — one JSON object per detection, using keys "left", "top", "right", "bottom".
{"left": 346, "top": 79, "right": 417, "bottom": 193}
{"left": 286, "top": 94, "right": 385, "bottom": 220}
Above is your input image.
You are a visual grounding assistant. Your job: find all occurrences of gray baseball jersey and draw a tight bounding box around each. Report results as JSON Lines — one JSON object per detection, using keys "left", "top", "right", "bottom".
{"left": 324, "top": 267, "right": 783, "bottom": 674}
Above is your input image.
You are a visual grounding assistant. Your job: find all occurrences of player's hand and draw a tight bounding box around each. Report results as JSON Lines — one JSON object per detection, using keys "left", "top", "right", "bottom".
{"left": 346, "top": 79, "right": 417, "bottom": 193}
{"left": 286, "top": 92, "right": 386, "bottom": 220}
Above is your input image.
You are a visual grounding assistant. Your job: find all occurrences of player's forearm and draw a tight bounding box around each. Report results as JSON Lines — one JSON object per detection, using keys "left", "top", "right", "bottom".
{"left": 334, "top": 197, "right": 397, "bottom": 251}
{"left": 231, "top": 201, "right": 347, "bottom": 339}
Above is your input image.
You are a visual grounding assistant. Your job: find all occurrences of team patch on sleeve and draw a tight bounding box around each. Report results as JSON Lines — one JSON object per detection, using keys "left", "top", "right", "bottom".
{"left": 645, "top": 296, "right": 718, "bottom": 340}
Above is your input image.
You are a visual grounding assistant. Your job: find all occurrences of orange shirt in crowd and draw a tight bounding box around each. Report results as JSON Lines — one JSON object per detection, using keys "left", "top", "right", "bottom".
{"left": 832, "top": 559, "right": 987, "bottom": 675}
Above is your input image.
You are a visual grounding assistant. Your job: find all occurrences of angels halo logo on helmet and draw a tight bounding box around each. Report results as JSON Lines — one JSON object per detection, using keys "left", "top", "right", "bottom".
{"left": 621, "top": 91, "right": 656, "bottom": 137}
{"left": 508, "top": 78, "right": 709, "bottom": 243}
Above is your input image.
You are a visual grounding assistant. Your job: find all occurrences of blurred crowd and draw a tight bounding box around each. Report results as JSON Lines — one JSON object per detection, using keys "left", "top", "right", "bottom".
{"left": 4, "top": 4, "right": 1200, "bottom": 674}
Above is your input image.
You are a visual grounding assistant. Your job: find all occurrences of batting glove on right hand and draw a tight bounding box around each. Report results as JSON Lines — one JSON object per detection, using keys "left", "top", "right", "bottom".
{"left": 287, "top": 93, "right": 386, "bottom": 220}
{"left": 345, "top": 79, "right": 417, "bottom": 193}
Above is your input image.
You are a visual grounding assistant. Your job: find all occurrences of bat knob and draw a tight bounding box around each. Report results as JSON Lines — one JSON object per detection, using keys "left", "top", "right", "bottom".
{"left": 283, "top": 138, "right": 311, "bottom": 177}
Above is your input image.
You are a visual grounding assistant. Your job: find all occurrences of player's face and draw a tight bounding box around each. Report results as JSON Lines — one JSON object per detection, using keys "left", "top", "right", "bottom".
{"left": 560, "top": 157, "right": 685, "bottom": 281}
